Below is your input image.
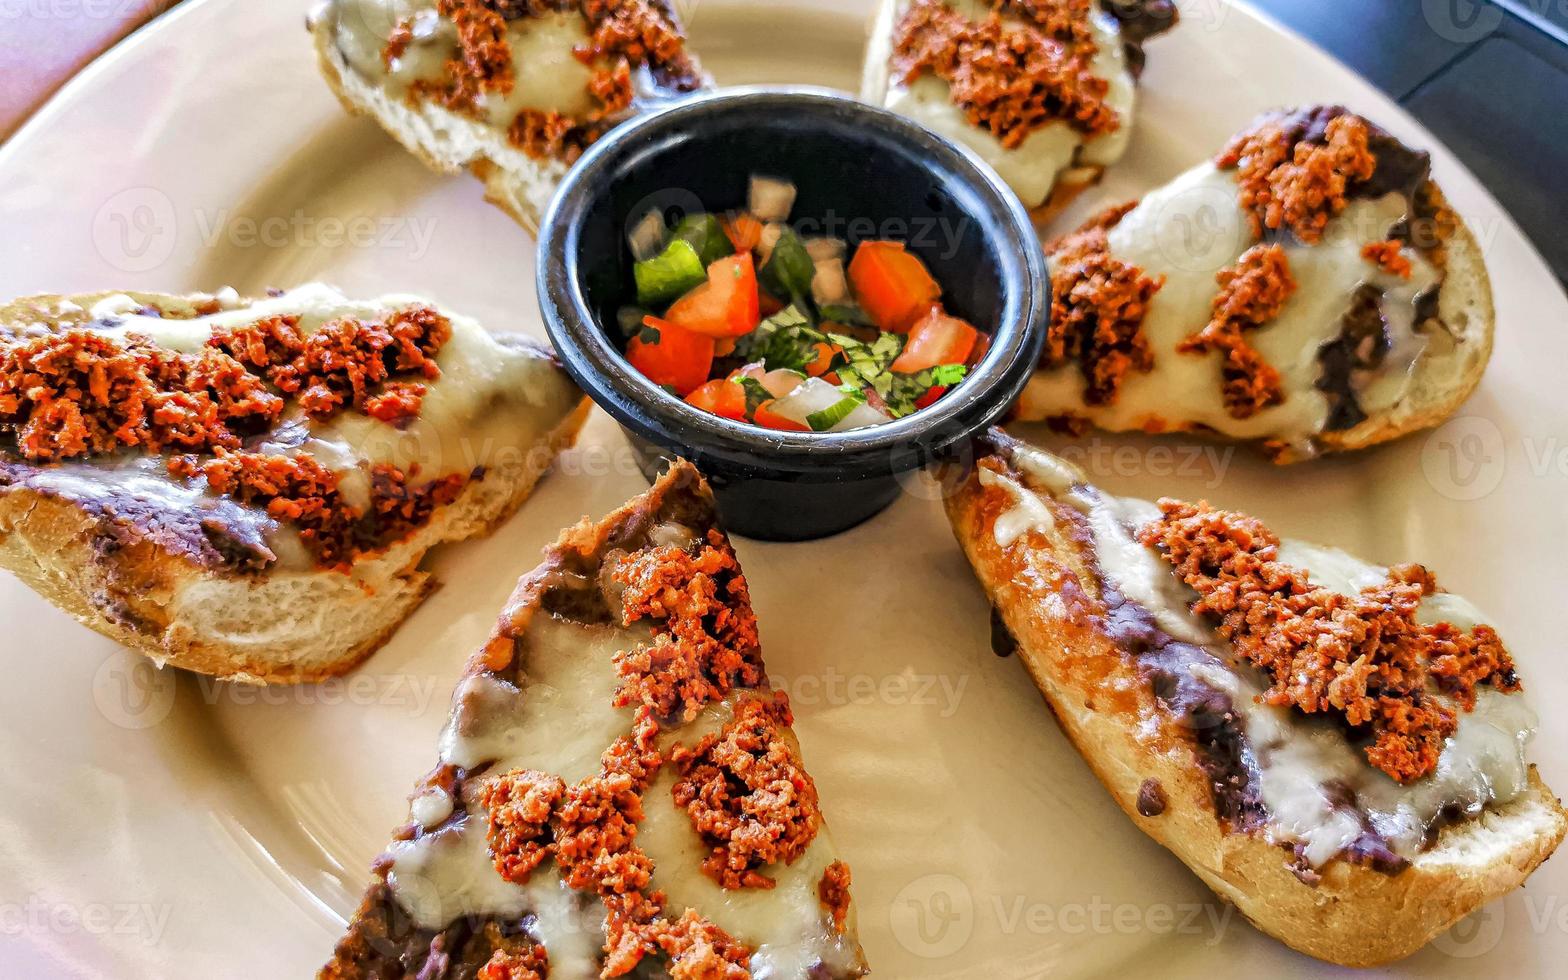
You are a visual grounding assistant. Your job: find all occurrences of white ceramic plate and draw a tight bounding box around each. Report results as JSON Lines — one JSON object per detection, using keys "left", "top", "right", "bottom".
{"left": 2, "top": 1, "right": 1566, "bottom": 977}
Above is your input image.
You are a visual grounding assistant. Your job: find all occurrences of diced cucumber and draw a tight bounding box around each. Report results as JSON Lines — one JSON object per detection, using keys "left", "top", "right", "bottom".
{"left": 635, "top": 239, "right": 707, "bottom": 307}
{"left": 673, "top": 213, "right": 734, "bottom": 267}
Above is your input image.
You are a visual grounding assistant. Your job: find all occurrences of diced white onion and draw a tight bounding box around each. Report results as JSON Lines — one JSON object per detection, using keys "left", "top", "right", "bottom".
{"left": 736, "top": 364, "right": 807, "bottom": 398}
{"left": 804, "top": 237, "right": 847, "bottom": 262}
{"left": 628, "top": 210, "right": 667, "bottom": 262}
{"left": 749, "top": 175, "right": 798, "bottom": 223}
{"left": 768, "top": 377, "right": 890, "bottom": 432}
{"left": 811, "top": 258, "right": 850, "bottom": 306}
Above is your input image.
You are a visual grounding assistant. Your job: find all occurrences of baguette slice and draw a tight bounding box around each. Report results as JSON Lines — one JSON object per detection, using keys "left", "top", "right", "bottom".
{"left": 1018, "top": 106, "right": 1495, "bottom": 463}
{"left": 944, "top": 429, "right": 1566, "bottom": 967}
{"left": 0, "top": 285, "right": 588, "bottom": 684}
{"left": 861, "top": 0, "right": 1178, "bottom": 226}
{"left": 309, "top": 1, "right": 713, "bottom": 233}
{"left": 323, "top": 461, "right": 868, "bottom": 979}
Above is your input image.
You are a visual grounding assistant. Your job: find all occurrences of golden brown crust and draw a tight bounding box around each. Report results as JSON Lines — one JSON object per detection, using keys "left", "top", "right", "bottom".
{"left": 0, "top": 290, "right": 590, "bottom": 684}
{"left": 944, "top": 441, "right": 1567, "bottom": 966}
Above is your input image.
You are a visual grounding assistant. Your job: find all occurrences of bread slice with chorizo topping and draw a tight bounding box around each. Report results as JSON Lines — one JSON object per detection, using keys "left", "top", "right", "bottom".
{"left": 861, "top": 0, "right": 1179, "bottom": 225}
{"left": 309, "top": 0, "right": 712, "bottom": 233}
{"left": 0, "top": 284, "right": 588, "bottom": 683}
{"left": 322, "top": 460, "right": 868, "bottom": 980}
{"left": 1018, "top": 105, "right": 1495, "bottom": 463}
{"left": 944, "top": 429, "right": 1565, "bottom": 966}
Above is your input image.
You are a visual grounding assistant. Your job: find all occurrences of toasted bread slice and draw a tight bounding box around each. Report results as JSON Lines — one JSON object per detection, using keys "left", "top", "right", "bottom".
{"left": 0, "top": 285, "right": 588, "bottom": 683}
{"left": 861, "top": 0, "right": 1177, "bottom": 226}
{"left": 309, "top": 0, "right": 712, "bottom": 233}
{"left": 1017, "top": 106, "right": 1496, "bottom": 463}
{"left": 944, "top": 430, "right": 1566, "bottom": 967}
{"left": 323, "top": 461, "right": 868, "bottom": 979}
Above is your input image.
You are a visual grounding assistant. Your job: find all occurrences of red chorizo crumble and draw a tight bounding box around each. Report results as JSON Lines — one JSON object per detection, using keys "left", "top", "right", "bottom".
{"left": 483, "top": 733, "right": 757, "bottom": 977}
{"left": 670, "top": 693, "right": 821, "bottom": 890}
{"left": 173, "top": 449, "right": 471, "bottom": 571}
{"left": 818, "top": 861, "right": 852, "bottom": 935}
{"left": 1138, "top": 500, "right": 1521, "bottom": 783}
{"left": 1362, "top": 239, "right": 1413, "bottom": 279}
{"left": 276, "top": 307, "right": 451, "bottom": 425}
{"left": 478, "top": 943, "right": 549, "bottom": 980}
{"left": 384, "top": 16, "right": 415, "bottom": 69}
{"left": 1044, "top": 203, "right": 1165, "bottom": 404}
{"left": 1176, "top": 242, "right": 1296, "bottom": 419}
{"left": 892, "top": 0, "right": 1117, "bottom": 149}
{"left": 612, "top": 529, "right": 765, "bottom": 731}
{"left": 0, "top": 331, "right": 281, "bottom": 462}
{"left": 208, "top": 314, "right": 306, "bottom": 380}
{"left": 391, "top": 1, "right": 701, "bottom": 161}
{"left": 1216, "top": 113, "right": 1377, "bottom": 244}
{"left": 482, "top": 770, "right": 565, "bottom": 884}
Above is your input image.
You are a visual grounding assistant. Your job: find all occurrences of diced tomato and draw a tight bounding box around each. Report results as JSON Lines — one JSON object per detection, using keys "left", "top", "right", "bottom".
{"left": 685, "top": 378, "right": 747, "bottom": 420}
{"left": 848, "top": 240, "right": 943, "bottom": 333}
{"left": 753, "top": 399, "right": 810, "bottom": 432}
{"left": 665, "top": 253, "right": 760, "bottom": 338}
{"left": 891, "top": 307, "right": 980, "bottom": 373}
{"left": 914, "top": 386, "right": 948, "bottom": 410}
{"left": 722, "top": 213, "right": 765, "bottom": 253}
{"left": 627, "top": 317, "right": 715, "bottom": 395}
{"left": 804, "top": 341, "right": 841, "bottom": 378}
{"left": 714, "top": 337, "right": 738, "bottom": 357}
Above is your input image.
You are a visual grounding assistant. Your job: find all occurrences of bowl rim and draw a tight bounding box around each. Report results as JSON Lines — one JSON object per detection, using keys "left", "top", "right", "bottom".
{"left": 538, "top": 85, "right": 1048, "bottom": 480}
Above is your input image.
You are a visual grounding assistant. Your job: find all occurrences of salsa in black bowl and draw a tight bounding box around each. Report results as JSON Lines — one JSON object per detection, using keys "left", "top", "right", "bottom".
{"left": 538, "top": 87, "right": 1047, "bottom": 541}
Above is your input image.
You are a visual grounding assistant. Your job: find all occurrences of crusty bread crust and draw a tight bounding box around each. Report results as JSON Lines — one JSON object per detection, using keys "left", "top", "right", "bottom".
{"left": 1013, "top": 179, "right": 1496, "bottom": 463}
{"left": 307, "top": 4, "right": 711, "bottom": 235}
{"left": 943, "top": 440, "right": 1567, "bottom": 966}
{"left": 324, "top": 460, "right": 868, "bottom": 978}
{"left": 0, "top": 290, "right": 590, "bottom": 684}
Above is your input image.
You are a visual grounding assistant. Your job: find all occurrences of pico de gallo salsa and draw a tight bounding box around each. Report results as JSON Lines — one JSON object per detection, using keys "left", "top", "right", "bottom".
{"left": 618, "top": 175, "right": 986, "bottom": 433}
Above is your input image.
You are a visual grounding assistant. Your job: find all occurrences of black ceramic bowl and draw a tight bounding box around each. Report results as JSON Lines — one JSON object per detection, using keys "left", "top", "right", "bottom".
{"left": 538, "top": 87, "right": 1047, "bottom": 541}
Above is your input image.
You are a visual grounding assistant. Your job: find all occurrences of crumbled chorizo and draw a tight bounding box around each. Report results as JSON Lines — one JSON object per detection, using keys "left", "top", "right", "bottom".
{"left": 612, "top": 529, "right": 765, "bottom": 731}
{"left": 175, "top": 449, "right": 472, "bottom": 571}
{"left": 482, "top": 770, "right": 565, "bottom": 884}
{"left": 670, "top": 693, "right": 821, "bottom": 890}
{"left": 477, "top": 943, "right": 549, "bottom": 980}
{"left": 1362, "top": 240, "right": 1413, "bottom": 279}
{"left": 420, "top": 0, "right": 516, "bottom": 113}
{"left": 655, "top": 909, "right": 752, "bottom": 980}
{"left": 207, "top": 314, "right": 306, "bottom": 381}
{"left": 276, "top": 306, "right": 451, "bottom": 423}
{"left": 1043, "top": 203, "right": 1164, "bottom": 404}
{"left": 1138, "top": 500, "right": 1521, "bottom": 783}
{"left": 893, "top": 0, "right": 1117, "bottom": 148}
{"left": 1216, "top": 112, "right": 1377, "bottom": 244}
{"left": 1176, "top": 243, "right": 1295, "bottom": 418}
{"left": 818, "top": 861, "right": 852, "bottom": 935}
{"left": 0, "top": 332, "right": 281, "bottom": 462}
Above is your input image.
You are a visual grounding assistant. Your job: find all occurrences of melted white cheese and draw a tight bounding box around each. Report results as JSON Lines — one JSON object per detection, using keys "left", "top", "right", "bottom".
{"left": 390, "top": 604, "right": 857, "bottom": 976}
{"left": 992, "top": 444, "right": 1537, "bottom": 867}
{"left": 1022, "top": 163, "right": 1442, "bottom": 449}
{"left": 329, "top": 0, "right": 613, "bottom": 122}
{"left": 882, "top": 1, "right": 1135, "bottom": 208}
